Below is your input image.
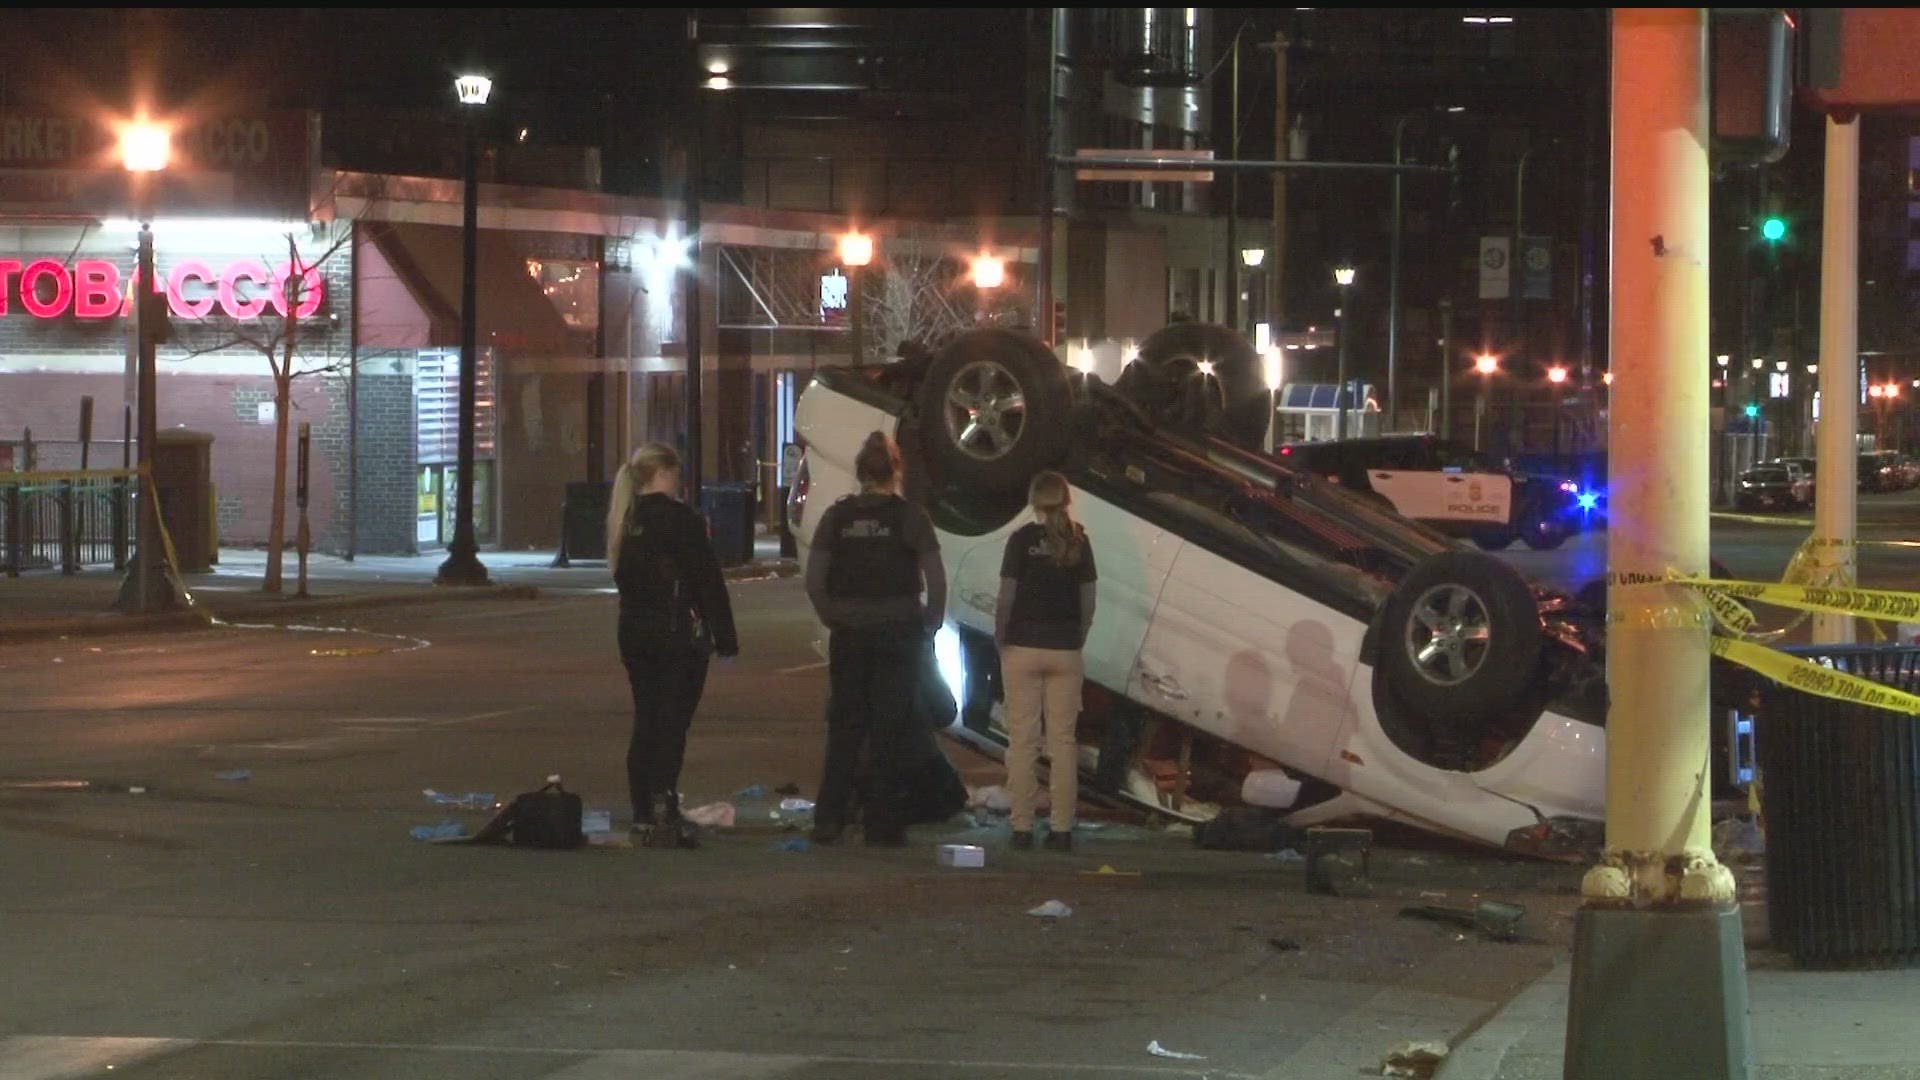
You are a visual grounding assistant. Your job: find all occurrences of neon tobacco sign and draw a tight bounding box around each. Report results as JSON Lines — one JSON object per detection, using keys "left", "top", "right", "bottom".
{"left": 0, "top": 257, "right": 325, "bottom": 321}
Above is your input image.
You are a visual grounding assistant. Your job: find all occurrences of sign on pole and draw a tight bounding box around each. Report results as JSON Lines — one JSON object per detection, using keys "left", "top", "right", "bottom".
{"left": 1073, "top": 148, "right": 1214, "bottom": 184}
{"left": 1478, "top": 237, "right": 1511, "bottom": 300}
{"left": 1520, "top": 236, "right": 1552, "bottom": 299}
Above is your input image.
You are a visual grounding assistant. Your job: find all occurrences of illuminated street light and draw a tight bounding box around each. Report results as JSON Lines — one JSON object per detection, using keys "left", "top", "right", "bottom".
{"left": 969, "top": 253, "right": 1005, "bottom": 290}
{"left": 1775, "top": 360, "right": 1789, "bottom": 372}
{"left": 1332, "top": 266, "right": 1356, "bottom": 437}
{"left": 453, "top": 74, "right": 493, "bottom": 105}
{"left": 1751, "top": 357, "right": 1765, "bottom": 370}
{"left": 705, "top": 76, "right": 732, "bottom": 90}
{"left": 1547, "top": 365, "right": 1568, "bottom": 384}
{"left": 1241, "top": 247, "right": 1267, "bottom": 268}
{"left": 1603, "top": 372, "right": 1614, "bottom": 386}
{"left": 117, "top": 119, "right": 171, "bottom": 173}
{"left": 836, "top": 231, "right": 874, "bottom": 268}
{"left": 1332, "top": 264, "right": 1357, "bottom": 287}
{"left": 1716, "top": 354, "right": 1731, "bottom": 368}
{"left": 1474, "top": 354, "right": 1500, "bottom": 376}
{"left": 706, "top": 59, "right": 730, "bottom": 75}
{"left": 1807, "top": 365, "right": 1818, "bottom": 375}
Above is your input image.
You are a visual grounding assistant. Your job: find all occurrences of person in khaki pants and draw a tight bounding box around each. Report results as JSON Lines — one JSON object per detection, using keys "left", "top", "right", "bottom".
{"left": 995, "top": 471, "right": 1097, "bottom": 852}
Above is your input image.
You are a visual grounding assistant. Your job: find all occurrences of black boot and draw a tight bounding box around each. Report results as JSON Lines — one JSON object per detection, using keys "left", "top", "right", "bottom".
{"left": 629, "top": 792, "right": 656, "bottom": 839}
{"left": 648, "top": 790, "right": 700, "bottom": 849}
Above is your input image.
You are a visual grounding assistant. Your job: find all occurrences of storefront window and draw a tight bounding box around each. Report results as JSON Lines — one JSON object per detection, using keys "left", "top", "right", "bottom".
{"left": 414, "top": 347, "right": 496, "bottom": 545}
{"left": 525, "top": 258, "right": 600, "bottom": 331}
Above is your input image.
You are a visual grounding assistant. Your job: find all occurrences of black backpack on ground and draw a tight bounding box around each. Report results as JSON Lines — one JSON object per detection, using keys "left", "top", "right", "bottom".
{"left": 473, "top": 780, "right": 585, "bottom": 849}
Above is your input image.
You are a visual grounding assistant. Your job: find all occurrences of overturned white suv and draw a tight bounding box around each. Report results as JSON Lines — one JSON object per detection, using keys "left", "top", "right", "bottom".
{"left": 791, "top": 325, "right": 1607, "bottom": 856}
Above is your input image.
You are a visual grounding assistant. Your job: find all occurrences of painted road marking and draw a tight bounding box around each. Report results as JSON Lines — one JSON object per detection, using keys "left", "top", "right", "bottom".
{"left": 777, "top": 660, "right": 829, "bottom": 675}
{"left": 0, "top": 1036, "right": 1250, "bottom": 1079}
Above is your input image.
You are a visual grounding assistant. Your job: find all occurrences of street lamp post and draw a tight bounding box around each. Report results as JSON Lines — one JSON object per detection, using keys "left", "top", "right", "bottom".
{"left": 1547, "top": 364, "right": 1568, "bottom": 470}
{"left": 114, "top": 117, "right": 186, "bottom": 615}
{"left": 436, "top": 73, "right": 493, "bottom": 588}
{"left": 838, "top": 231, "right": 875, "bottom": 365}
{"left": 1438, "top": 299, "right": 1454, "bottom": 439}
{"left": 1473, "top": 353, "right": 1499, "bottom": 451}
{"left": 1241, "top": 246, "right": 1266, "bottom": 336}
{"left": 1333, "top": 265, "right": 1356, "bottom": 439}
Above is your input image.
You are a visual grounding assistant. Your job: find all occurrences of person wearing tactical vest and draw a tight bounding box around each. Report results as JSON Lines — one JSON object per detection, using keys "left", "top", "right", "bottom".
{"left": 607, "top": 443, "right": 739, "bottom": 848}
{"left": 804, "top": 431, "right": 947, "bottom": 846}
{"left": 995, "top": 470, "right": 1097, "bottom": 851}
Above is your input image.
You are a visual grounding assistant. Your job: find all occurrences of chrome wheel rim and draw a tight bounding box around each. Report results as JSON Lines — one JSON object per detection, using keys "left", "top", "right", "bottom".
{"left": 942, "top": 360, "right": 1027, "bottom": 462}
{"left": 1404, "top": 583, "right": 1493, "bottom": 686}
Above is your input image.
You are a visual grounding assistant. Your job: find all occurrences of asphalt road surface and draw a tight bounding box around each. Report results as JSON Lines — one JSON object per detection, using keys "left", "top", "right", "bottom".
{"left": 0, "top": 577, "right": 1586, "bottom": 1080}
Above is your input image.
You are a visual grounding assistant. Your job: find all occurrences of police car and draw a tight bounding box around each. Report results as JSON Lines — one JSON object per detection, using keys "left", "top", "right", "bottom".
{"left": 790, "top": 324, "right": 1607, "bottom": 857}
{"left": 1277, "top": 436, "right": 1581, "bottom": 551}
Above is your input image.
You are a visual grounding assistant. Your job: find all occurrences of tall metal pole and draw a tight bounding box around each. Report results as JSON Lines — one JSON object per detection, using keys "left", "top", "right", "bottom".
{"left": 1334, "top": 285, "right": 1351, "bottom": 440}
{"left": 1225, "top": 28, "right": 1240, "bottom": 332}
{"left": 1511, "top": 146, "right": 1532, "bottom": 375}
{"left": 1811, "top": 114, "right": 1860, "bottom": 644}
{"left": 115, "top": 167, "right": 183, "bottom": 613}
{"left": 436, "top": 118, "right": 490, "bottom": 587}
{"left": 1037, "top": 8, "right": 1058, "bottom": 346}
{"left": 1387, "top": 116, "right": 1408, "bottom": 432}
{"left": 684, "top": 147, "right": 704, "bottom": 501}
{"left": 1264, "top": 34, "right": 1290, "bottom": 337}
{"left": 1566, "top": 12, "right": 1748, "bottom": 1078}
{"left": 1438, "top": 299, "right": 1454, "bottom": 440}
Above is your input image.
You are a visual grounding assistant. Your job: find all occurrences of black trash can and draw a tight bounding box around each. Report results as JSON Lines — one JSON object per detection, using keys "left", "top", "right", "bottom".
{"left": 1749, "top": 643, "right": 1920, "bottom": 967}
{"left": 557, "top": 481, "right": 613, "bottom": 563}
{"left": 700, "top": 481, "right": 755, "bottom": 567}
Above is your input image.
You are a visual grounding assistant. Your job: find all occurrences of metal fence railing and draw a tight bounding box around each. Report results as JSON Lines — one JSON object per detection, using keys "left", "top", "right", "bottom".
{"left": 1, "top": 470, "right": 133, "bottom": 576}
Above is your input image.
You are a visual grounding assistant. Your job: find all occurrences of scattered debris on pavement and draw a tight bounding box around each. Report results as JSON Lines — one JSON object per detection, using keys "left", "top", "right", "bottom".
{"left": 779, "top": 797, "right": 815, "bottom": 812}
{"left": 736, "top": 785, "right": 769, "bottom": 800}
{"left": 773, "top": 838, "right": 811, "bottom": 853}
{"left": 1379, "top": 1041, "right": 1448, "bottom": 1078}
{"left": 1145, "top": 1040, "right": 1207, "bottom": 1061}
{"left": 1268, "top": 936, "right": 1302, "bottom": 952}
{"left": 1305, "top": 827, "right": 1373, "bottom": 895}
{"left": 1026, "top": 899, "right": 1073, "bottom": 919}
{"left": 968, "top": 785, "right": 1012, "bottom": 813}
{"left": 409, "top": 820, "right": 466, "bottom": 842}
{"left": 938, "top": 844, "right": 985, "bottom": 868}
{"left": 1267, "top": 847, "right": 1305, "bottom": 864}
{"left": 1078, "top": 864, "right": 1141, "bottom": 877}
{"left": 683, "top": 802, "right": 736, "bottom": 828}
{"left": 581, "top": 809, "right": 613, "bottom": 843}
{"left": 423, "top": 789, "right": 495, "bottom": 810}
{"left": 215, "top": 770, "right": 252, "bottom": 782}
{"left": 1398, "top": 901, "right": 1526, "bottom": 942}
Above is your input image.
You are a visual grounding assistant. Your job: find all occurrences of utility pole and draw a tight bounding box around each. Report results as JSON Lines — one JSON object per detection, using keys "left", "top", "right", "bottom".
{"left": 1260, "top": 34, "right": 1290, "bottom": 338}
{"left": 1037, "top": 7, "right": 1059, "bottom": 346}
{"left": 1225, "top": 28, "right": 1241, "bottom": 331}
{"left": 1387, "top": 115, "right": 1411, "bottom": 431}
{"left": 1438, "top": 299, "right": 1453, "bottom": 440}
{"left": 1811, "top": 113, "right": 1860, "bottom": 644}
{"left": 1565, "top": 11, "right": 1749, "bottom": 1079}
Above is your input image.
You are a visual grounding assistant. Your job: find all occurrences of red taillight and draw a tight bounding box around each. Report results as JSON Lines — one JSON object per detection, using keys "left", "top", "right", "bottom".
{"left": 1279, "top": 446, "right": 1292, "bottom": 456}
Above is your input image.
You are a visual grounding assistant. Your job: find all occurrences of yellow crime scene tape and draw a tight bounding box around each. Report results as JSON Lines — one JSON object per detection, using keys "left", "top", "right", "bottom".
{"left": 1614, "top": 531, "right": 1920, "bottom": 716}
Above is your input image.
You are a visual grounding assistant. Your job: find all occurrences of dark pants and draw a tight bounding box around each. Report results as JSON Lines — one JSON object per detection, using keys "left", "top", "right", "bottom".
{"left": 820, "top": 622, "right": 924, "bottom": 836}
{"left": 622, "top": 647, "right": 711, "bottom": 819}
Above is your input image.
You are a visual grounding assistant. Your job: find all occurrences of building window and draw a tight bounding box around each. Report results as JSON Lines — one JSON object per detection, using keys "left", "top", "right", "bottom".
{"left": 415, "top": 347, "right": 497, "bottom": 464}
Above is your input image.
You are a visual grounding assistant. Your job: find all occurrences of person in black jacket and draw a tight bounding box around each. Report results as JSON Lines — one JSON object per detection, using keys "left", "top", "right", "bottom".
{"left": 607, "top": 443, "right": 739, "bottom": 847}
{"left": 804, "top": 431, "right": 946, "bottom": 846}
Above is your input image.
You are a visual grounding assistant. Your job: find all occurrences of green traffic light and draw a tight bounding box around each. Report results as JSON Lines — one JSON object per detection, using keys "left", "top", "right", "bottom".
{"left": 1744, "top": 403, "right": 1760, "bottom": 418}
{"left": 1761, "top": 216, "right": 1787, "bottom": 243}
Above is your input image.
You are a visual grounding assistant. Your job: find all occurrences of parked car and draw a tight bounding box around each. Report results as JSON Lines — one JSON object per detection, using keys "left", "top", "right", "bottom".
{"left": 1860, "top": 451, "right": 1904, "bottom": 493}
{"left": 1736, "top": 465, "right": 1810, "bottom": 510}
{"left": 1277, "top": 435, "right": 1584, "bottom": 551}
{"left": 793, "top": 325, "right": 1606, "bottom": 858}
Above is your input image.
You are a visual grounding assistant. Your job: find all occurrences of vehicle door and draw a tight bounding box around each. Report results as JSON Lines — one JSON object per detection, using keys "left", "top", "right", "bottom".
{"left": 1361, "top": 442, "right": 1433, "bottom": 518}
{"left": 1127, "top": 512, "right": 1364, "bottom": 777}
{"left": 1431, "top": 443, "right": 1513, "bottom": 525}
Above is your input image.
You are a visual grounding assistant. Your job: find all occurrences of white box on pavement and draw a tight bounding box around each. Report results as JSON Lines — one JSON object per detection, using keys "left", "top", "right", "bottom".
{"left": 937, "top": 844, "right": 986, "bottom": 868}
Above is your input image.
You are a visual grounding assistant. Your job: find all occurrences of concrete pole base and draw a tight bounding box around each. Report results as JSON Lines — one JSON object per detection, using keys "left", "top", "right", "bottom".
{"left": 112, "top": 562, "right": 189, "bottom": 615}
{"left": 1565, "top": 906, "right": 1752, "bottom": 1079}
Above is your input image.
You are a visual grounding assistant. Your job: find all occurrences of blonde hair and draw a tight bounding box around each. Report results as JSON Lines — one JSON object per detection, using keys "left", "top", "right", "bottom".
{"left": 607, "top": 443, "right": 681, "bottom": 565}
{"left": 1028, "top": 470, "right": 1084, "bottom": 567}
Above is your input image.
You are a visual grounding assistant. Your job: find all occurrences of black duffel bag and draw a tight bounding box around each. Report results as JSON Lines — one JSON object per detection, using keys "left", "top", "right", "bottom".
{"left": 474, "top": 779, "right": 585, "bottom": 849}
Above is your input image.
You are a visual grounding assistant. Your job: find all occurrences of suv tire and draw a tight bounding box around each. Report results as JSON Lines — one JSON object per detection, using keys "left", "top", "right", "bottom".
{"left": 1128, "top": 322, "right": 1267, "bottom": 447}
{"left": 1378, "top": 551, "right": 1545, "bottom": 724}
{"left": 917, "top": 329, "right": 1074, "bottom": 495}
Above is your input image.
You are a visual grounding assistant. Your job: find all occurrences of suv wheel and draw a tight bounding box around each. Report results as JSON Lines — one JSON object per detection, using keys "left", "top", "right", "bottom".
{"left": 1377, "top": 551, "right": 1545, "bottom": 724}
{"left": 916, "top": 329, "right": 1074, "bottom": 495}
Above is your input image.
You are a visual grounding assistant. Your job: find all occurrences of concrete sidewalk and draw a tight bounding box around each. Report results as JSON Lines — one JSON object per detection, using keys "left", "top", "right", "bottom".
{"left": 1440, "top": 955, "right": 1920, "bottom": 1079}
{"left": 2, "top": 540, "right": 795, "bottom": 642}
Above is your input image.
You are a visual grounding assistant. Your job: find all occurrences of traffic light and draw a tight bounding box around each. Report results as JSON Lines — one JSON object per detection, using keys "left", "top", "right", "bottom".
{"left": 1744, "top": 402, "right": 1760, "bottom": 418}
{"left": 1760, "top": 215, "right": 1787, "bottom": 243}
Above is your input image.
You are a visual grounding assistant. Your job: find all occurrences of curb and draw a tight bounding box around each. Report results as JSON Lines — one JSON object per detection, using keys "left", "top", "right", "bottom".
{"left": 1710, "top": 511, "right": 1810, "bottom": 527}
{"left": 2, "top": 584, "right": 543, "bottom": 645}
{"left": 1435, "top": 963, "right": 1570, "bottom": 1080}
